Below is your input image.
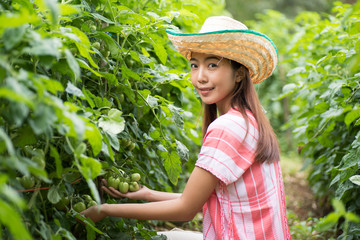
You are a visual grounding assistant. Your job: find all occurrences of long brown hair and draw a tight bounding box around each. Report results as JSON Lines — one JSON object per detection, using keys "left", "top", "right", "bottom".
{"left": 202, "top": 60, "right": 280, "bottom": 163}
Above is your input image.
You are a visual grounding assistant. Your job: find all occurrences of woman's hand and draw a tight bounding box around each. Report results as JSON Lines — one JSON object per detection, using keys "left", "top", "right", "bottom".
{"left": 80, "top": 204, "right": 107, "bottom": 223}
{"left": 101, "top": 178, "right": 181, "bottom": 202}
{"left": 101, "top": 178, "right": 151, "bottom": 201}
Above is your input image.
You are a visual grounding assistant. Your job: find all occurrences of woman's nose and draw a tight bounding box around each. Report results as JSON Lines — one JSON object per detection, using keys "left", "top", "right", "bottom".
{"left": 197, "top": 67, "right": 208, "bottom": 83}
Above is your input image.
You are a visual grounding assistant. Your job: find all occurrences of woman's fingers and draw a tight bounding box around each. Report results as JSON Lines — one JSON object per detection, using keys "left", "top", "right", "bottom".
{"left": 101, "top": 186, "right": 122, "bottom": 198}
{"left": 101, "top": 178, "right": 107, "bottom": 185}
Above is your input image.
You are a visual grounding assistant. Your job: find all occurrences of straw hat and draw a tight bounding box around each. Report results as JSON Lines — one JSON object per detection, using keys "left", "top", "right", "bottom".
{"left": 166, "top": 16, "right": 278, "bottom": 84}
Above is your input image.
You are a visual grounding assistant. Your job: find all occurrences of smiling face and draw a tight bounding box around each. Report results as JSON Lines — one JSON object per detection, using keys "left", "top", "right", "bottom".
{"left": 190, "top": 52, "right": 241, "bottom": 115}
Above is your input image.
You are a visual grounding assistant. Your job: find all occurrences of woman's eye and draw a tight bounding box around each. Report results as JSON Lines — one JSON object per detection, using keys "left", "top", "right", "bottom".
{"left": 190, "top": 63, "right": 197, "bottom": 68}
{"left": 208, "top": 63, "right": 218, "bottom": 68}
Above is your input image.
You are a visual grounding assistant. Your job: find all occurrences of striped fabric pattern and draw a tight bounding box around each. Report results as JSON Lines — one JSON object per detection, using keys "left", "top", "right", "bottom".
{"left": 195, "top": 109, "right": 291, "bottom": 240}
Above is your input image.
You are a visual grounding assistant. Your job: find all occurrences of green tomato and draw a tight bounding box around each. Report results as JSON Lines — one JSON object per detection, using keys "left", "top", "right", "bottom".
{"left": 83, "top": 194, "right": 93, "bottom": 203}
{"left": 20, "top": 176, "right": 35, "bottom": 189}
{"left": 101, "top": 50, "right": 110, "bottom": 58}
{"left": 118, "top": 93, "right": 125, "bottom": 103}
{"left": 32, "top": 155, "right": 45, "bottom": 169}
{"left": 131, "top": 173, "right": 141, "bottom": 182}
{"left": 128, "top": 142, "right": 136, "bottom": 151}
{"left": 121, "top": 139, "right": 131, "bottom": 147}
{"left": 73, "top": 202, "right": 86, "bottom": 213}
{"left": 118, "top": 182, "right": 129, "bottom": 194}
{"left": 107, "top": 176, "right": 120, "bottom": 189}
{"left": 90, "top": 25, "right": 97, "bottom": 31}
{"left": 92, "top": 41, "right": 101, "bottom": 50}
{"left": 55, "top": 196, "right": 70, "bottom": 211}
{"left": 62, "top": 196, "right": 70, "bottom": 206}
{"left": 87, "top": 200, "right": 97, "bottom": 208}
{"left": 129, "top": 182, "right": 139, "bottom": 192}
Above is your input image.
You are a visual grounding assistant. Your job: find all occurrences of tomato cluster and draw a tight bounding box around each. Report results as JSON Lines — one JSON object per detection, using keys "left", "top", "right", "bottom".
{"left": 105, "top": 171, "right": 141, "bottom": 194}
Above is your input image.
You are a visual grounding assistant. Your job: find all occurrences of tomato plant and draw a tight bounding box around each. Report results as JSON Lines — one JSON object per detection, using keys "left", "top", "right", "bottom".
{"left": 0, "top": 0, "right": 226, "bottom": 239}
{"left": 254, "top": 1, "right": 360, "bottom": 238}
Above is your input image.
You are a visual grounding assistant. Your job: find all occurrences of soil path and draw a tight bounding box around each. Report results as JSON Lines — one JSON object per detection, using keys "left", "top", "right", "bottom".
{"left": 280, "top": 157, "right": 322, "bottom": 221}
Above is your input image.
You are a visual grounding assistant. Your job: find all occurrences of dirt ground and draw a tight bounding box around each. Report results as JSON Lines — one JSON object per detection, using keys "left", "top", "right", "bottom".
{"left": 282, "top": 167, "right": 322, "bottom": 221}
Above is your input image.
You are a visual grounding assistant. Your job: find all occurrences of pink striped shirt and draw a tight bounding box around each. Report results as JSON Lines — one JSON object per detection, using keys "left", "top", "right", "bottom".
{"left": 195, "top": 108, "right": 291, "bottom": 240}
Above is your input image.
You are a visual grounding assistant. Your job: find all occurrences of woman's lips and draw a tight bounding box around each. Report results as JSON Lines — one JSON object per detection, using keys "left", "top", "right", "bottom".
{"left": 198, "top": 87, "right": 214, "bottom": 95}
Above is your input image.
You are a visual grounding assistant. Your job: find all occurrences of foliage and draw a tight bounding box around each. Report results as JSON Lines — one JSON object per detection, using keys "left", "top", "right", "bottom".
{"left": 0, "top": 0, "right": 226, "bottom": 239}
{"left": 246, "top": 1, "right": 360, "bottom": 238}
{"left": 276, "top": 1, "right": 360, "bottom": 238}
{"left": 225, "top": 0, "right": 336, "bottom": 21}
{"left": 246, "top": 10, "right": 298, "bottom": 152}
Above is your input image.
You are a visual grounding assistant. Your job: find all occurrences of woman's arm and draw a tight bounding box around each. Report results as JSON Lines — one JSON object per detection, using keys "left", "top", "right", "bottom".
{"left": 101, "top": 182, "right": 181, "bottom": 202}
{"left": 81, "top": 166, "right": 218, "bottom": 222}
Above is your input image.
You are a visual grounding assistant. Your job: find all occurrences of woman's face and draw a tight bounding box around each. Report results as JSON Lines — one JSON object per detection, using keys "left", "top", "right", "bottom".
{"left": 190, "top": 52, "right": 241, "bottom": 115}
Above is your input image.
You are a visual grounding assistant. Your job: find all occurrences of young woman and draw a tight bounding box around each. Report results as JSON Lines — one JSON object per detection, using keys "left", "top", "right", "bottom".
{"left": 81, "top": 16, "right": 291, "bottom": 240}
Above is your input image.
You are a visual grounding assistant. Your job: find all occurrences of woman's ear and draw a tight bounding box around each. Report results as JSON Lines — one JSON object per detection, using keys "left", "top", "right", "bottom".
{"left": 235, "top": 66, "right": 246, "bottom": 83}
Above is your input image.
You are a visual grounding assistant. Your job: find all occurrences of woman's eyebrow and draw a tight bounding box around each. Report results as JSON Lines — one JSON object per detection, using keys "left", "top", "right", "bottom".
{"left": 205, "top": 56, "right": 221, "bottom": 61}
{"left": 190, "top": 56, "right": 220, "bottom": 61}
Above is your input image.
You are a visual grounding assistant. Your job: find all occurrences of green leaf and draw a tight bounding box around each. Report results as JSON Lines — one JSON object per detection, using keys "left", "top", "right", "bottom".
{"left": 0, "top": 128, "right": 14, "bottom": 156}
{"left": 146, "top": 95, "right": 158, "bottom": 108}
{"left": 121, "top": 65, "right": 141, "bottom": 81}
{"left": 344, "top": 109, "right": 360, "bottom": 127}
{"left": 164, "top": 151, "right": 182, "bottom": 185}
{"left": 83, "top": 89, "right": 95, "bottom": 108}
{"left": 85, "top": 123, "right": 102, "bottom": 156}
{"left": 62, "top": 111, "right": 85, "bottom": 139}
{"left": 43, "top": 0, "right": 59, "bottom": 25}
{"left": 0, "top": 88, "right": 34, "bottom": 108}
{"left": 13, "top": 125, "right": 36, "bottom": 147}
{"left": 349, "top": 175, "right": 360, "bottom": 186}
{"left": 286, "top": 66, "right": 305, "bottom": 77}
{"left": 275, "top": 83, "right": 297, "bottom": 100}
{"left": 59, "top": 3, "right": 79, "bottom": 16}
{"left": 87, "top": 179, "right": 101, "bottom": 205}
{"left": 332, "top": 198, "right": 346, "bottom": 214}
{"left": 28, "top": 104, "right": 57, "bottom": 135}
{"left": 0, "top": 8, "right": 39, "bottom": 27}
{"left": 86, "top": 224, "right": 96, "bottom": 240}
{"left": 65, "top": 82, "right": 84, "bottom": 97}
{"left": 149, "top": 34, "right": 167, "bottom": 65}
{"left": 317, "top": 212, "right": 340, "bottom": 232}
{"left": 175, "top": 139, "right": 189, "bottom": 161}
{"left": 50, "top": 146, "right": 63, "bottom": 178}
{"left": 2, "top": 25, "right": 27, "bottom": 50}
{"left": 105, "top": 132, "right": 119, "bottom": 151}
{"left": 339, "top": 147, "right": 360, "bottom": 170}
{"left": 0, "top": 201, "right": 32, "bottom": 240}
{"left": 25, "top": 35, "right": 62, "bottom": 58}
{"left": 314, "top": 102, "right": 329, "bottom": 113}
{"left": 78, "top": 155, "right": 102, "bottom": 180}
{"left": 345, "top": 212, "right": 360, "bottom": 223}
{"left": 64, "top": 49, "right": 80, "bottom": 80}
{"left": 169, "top": 104, "right": 184, "bottom": 129}
{"left": 101, "top": 139, "right": 114, "bottom": 161}
{"left": 99, "top": 109, "right": 125, "bottom": 135}
{"left": 321, "top": 107, "right": 344, "bottom": 121}
{"left": 77, "top": 59, "right": 103, "bottom": 77}
{"left": 40, "top": 77, "right": 64, "bottom": 95}
{"left": 90, "top": 13, "right": 114, "bottom": 24}
{"left": 66, "top": 26, "right": 98, "bottom": 68}
{"left": 48, "top": 185, "right": 62, "bottom": 204}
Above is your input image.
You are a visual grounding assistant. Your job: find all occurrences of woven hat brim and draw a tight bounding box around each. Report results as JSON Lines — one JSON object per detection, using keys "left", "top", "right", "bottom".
{"left": 166, "top": 29, "right": 278, "bottom": 84}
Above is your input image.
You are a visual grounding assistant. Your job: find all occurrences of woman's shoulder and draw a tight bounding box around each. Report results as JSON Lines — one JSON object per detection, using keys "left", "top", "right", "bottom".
{"left": 208, "top": 108, "right": 257, "bottom": 133}
{"left": 211, "top": 108, "right": 254, "bottom": 125}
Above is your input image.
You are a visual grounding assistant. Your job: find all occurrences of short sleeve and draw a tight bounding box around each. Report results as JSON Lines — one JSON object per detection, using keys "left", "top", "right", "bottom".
{"left": 195, "top": 111, "right": 258, "bottom": 185}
